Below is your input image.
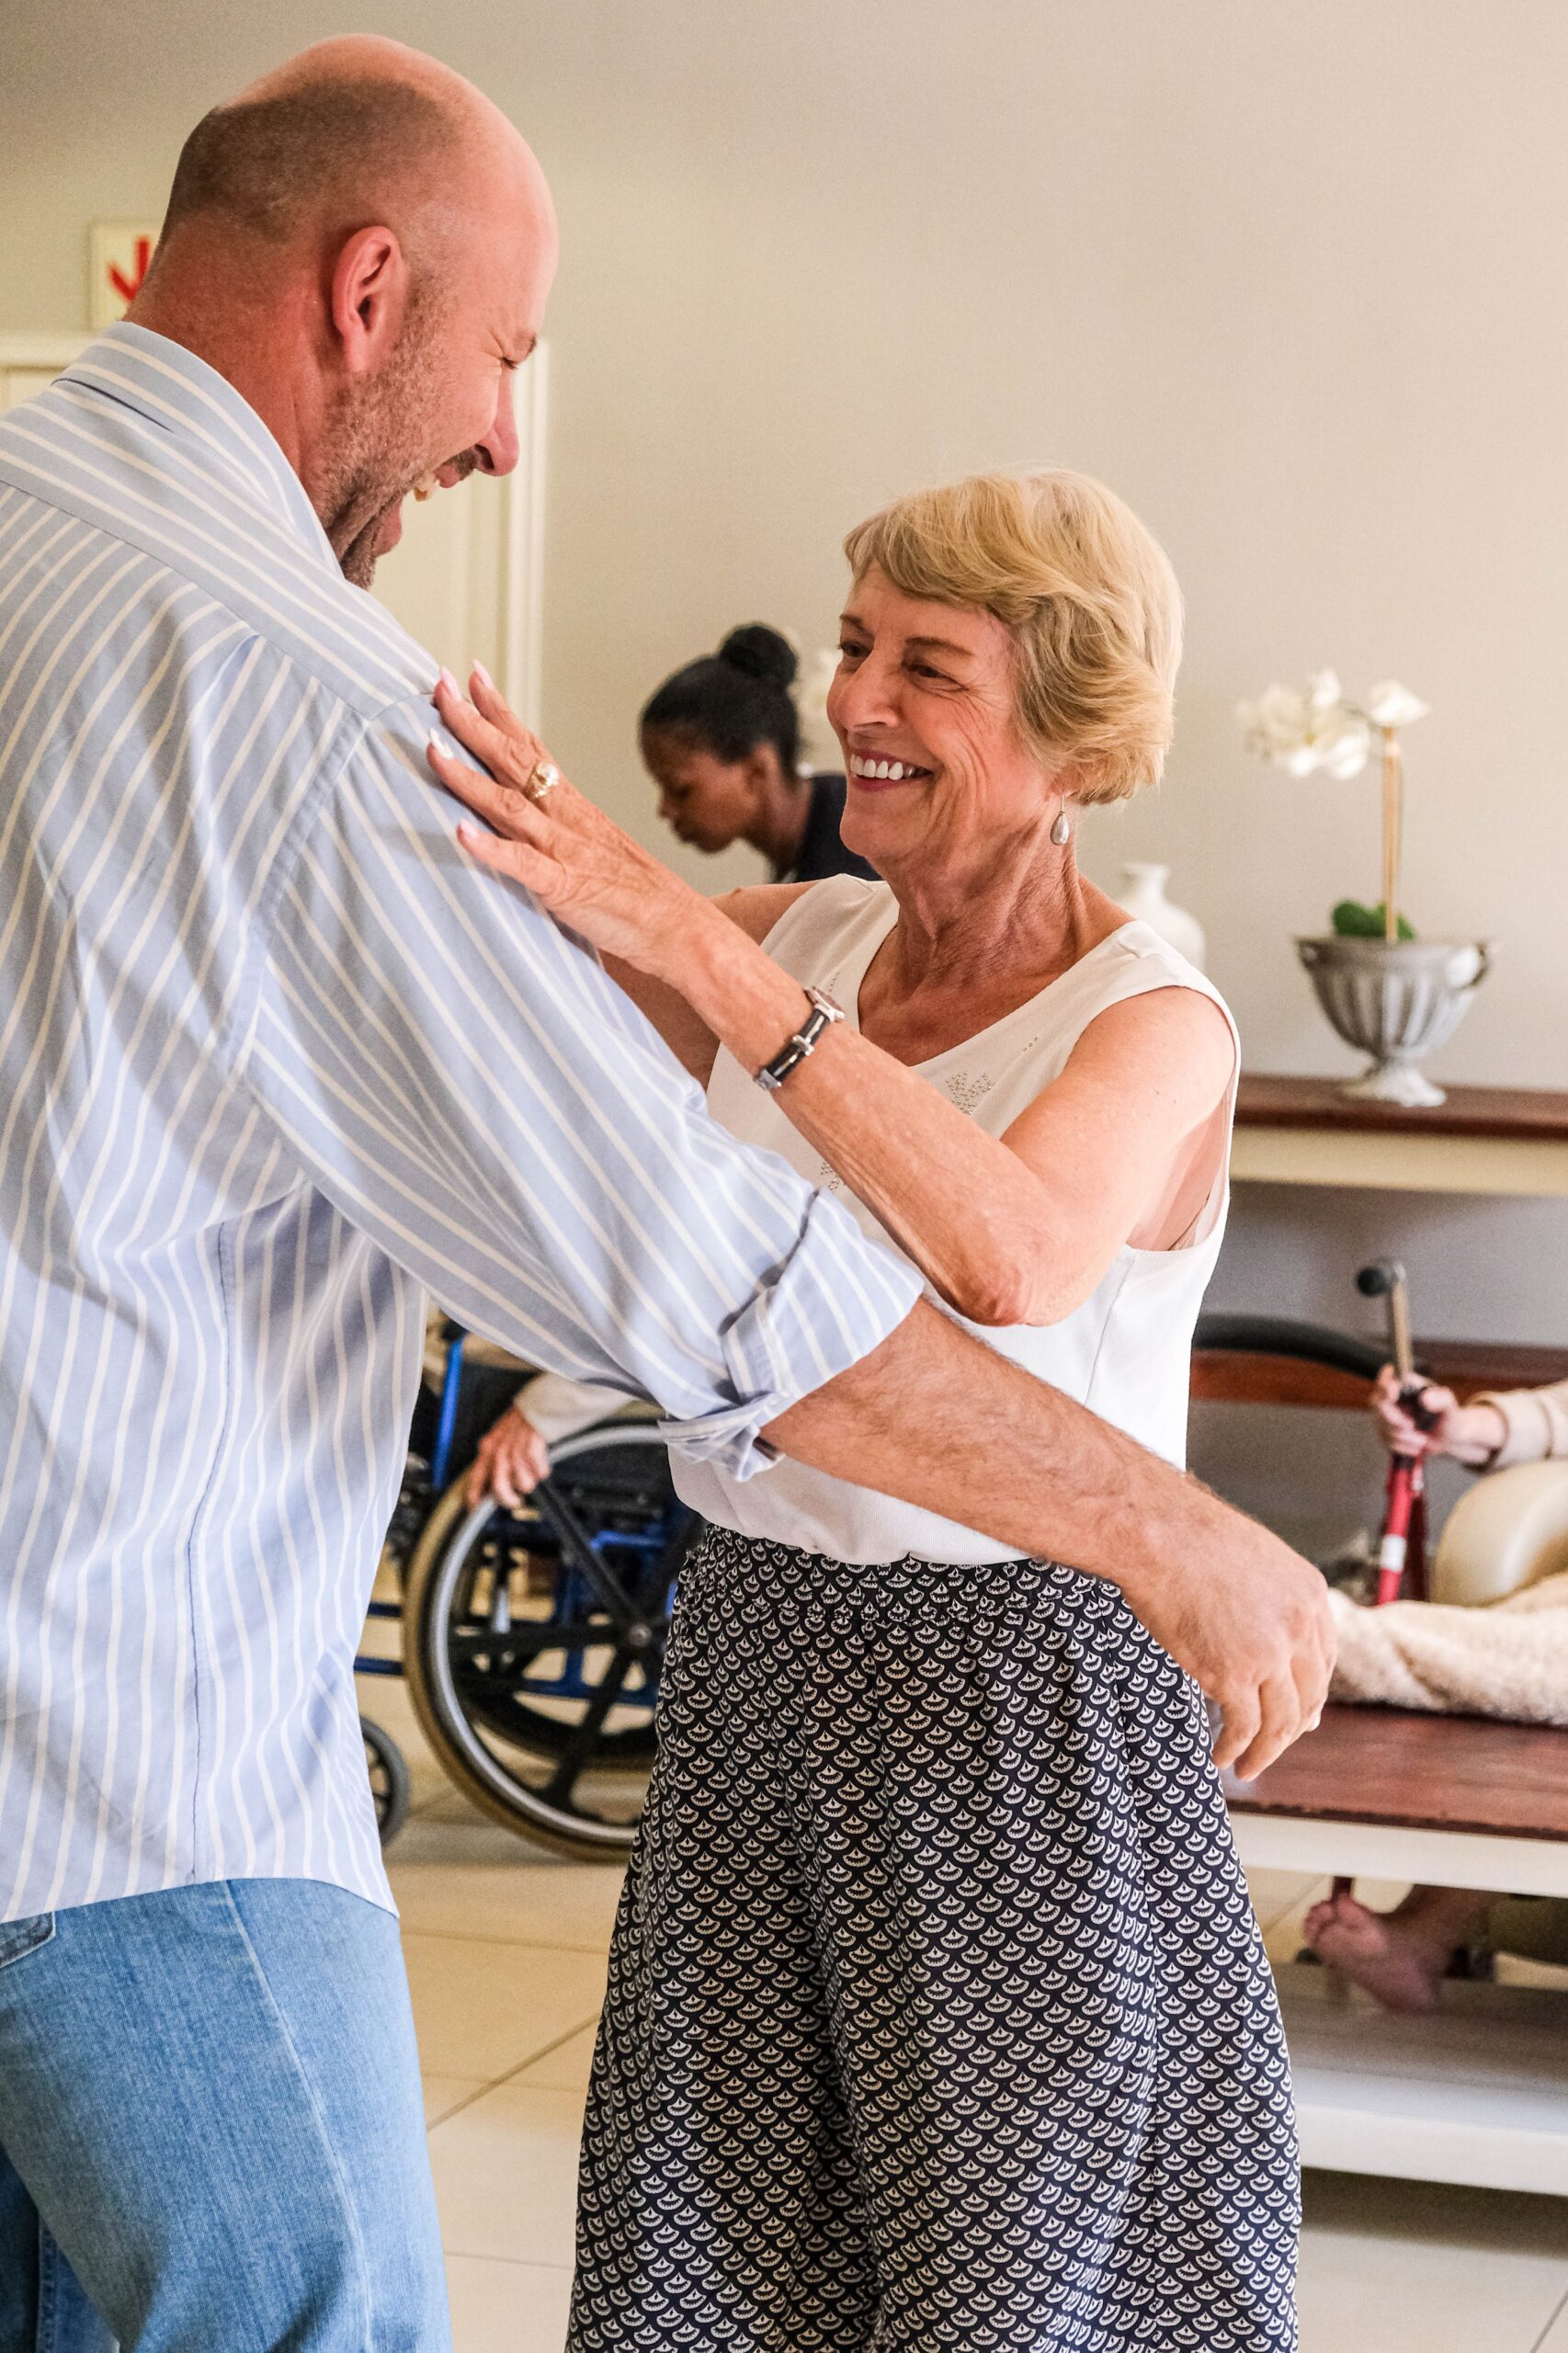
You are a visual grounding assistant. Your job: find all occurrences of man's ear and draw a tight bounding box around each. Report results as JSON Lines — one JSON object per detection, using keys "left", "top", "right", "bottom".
{"left": 328, "top": 225, "right": 410, "bottom": 378}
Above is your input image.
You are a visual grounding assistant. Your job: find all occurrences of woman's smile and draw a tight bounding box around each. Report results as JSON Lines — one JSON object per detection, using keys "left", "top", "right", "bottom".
{"left": 846, "top": 751, "right": 935, "bottom": 790}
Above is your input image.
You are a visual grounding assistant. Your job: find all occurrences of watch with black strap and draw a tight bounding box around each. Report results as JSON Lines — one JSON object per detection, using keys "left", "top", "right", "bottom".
{"left": 755, "top": 985, "right": 846, "bottom": 1093}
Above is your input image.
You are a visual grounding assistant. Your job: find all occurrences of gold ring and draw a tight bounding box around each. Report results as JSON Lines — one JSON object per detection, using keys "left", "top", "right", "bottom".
{"left": 524, "top": 761, "right": 560, "bottom": 803}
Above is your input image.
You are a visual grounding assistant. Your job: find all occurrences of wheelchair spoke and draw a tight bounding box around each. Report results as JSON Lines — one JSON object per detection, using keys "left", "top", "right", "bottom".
{"left": 541, "top": 1644, "right": 638, "bottom": 1807}
{"left": 446, "top": 1614, "right": 608, "bottom": 1670}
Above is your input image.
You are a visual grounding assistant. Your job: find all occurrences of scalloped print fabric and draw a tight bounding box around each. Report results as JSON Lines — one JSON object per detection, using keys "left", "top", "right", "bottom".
{"left": 569, "top": 1526, "right": 1299, "bottom": 2352}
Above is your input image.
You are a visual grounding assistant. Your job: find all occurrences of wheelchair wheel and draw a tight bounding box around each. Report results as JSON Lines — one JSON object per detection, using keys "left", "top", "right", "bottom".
{"left": 1193, "top": 1313, "right": 1392, "bottom": 1397}
{"left": 403, "top": 1424, "right": 693, "bottom": 1859}
{"left": 362, "top": 1716, "right": 413, "bottom": 1847}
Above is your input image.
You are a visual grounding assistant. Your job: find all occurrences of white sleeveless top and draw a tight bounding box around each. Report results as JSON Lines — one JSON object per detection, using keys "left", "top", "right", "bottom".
{"left": 673, "top": 877, "right": 1240, "bottom": 1566}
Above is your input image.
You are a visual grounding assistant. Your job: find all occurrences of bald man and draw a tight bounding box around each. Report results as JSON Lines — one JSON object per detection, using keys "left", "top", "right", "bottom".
{"left": 0, "top": 36, "right": 1330, "bottom": 2352}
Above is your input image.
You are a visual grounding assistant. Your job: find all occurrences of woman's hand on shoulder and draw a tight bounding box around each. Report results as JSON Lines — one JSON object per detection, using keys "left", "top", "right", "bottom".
{"left": 428, "top": 666, "right": 706, "bottom": 981}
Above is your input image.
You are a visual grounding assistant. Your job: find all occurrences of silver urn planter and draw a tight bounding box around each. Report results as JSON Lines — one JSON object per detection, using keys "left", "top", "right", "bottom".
{"left": 1295, "top": 935, "right": 1492, "bottom": 1108}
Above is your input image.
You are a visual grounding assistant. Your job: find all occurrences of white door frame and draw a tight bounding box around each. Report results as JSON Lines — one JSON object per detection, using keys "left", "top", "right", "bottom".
{"left": 500, "top": 344, "right": 548, "bottom": 726}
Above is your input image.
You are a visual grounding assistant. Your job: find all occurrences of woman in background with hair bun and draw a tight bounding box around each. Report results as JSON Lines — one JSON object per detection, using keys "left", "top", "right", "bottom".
{"left": 641, "top": 622, "right": 877, "bottom": 882}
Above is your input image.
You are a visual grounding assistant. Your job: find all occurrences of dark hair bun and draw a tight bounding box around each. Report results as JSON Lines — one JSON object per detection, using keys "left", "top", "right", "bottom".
{"left": 642, "top": 628, "right": 804, "bottom": 772}
{"left": 717, "top": 624, "right": 797, "bottom": 693}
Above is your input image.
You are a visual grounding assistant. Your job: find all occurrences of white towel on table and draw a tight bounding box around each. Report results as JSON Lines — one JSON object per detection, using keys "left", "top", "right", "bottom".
{"left": 1328, "top": 1571, "right": 1568, "bottom": 1724}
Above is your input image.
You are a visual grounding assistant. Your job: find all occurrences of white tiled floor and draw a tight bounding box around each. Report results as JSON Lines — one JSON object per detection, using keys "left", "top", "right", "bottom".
{"left": 365, "top": 1678, "right": 1568, "bottom": 2352}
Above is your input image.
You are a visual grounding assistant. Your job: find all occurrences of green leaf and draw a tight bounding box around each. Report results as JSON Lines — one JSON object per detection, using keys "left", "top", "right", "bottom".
{"left": 1331, "top": 899, "right": 1416, "bottom": 940}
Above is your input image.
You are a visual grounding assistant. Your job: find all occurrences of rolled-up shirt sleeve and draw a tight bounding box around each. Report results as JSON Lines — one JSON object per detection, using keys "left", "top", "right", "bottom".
{"left": 238, "top": 699, "right": 921, "bottom": 1476}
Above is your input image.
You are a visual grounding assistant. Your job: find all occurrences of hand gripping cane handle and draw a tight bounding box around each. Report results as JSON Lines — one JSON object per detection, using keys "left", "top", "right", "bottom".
{"left": 1357, "top": 1259, "right": 1429, "bottom": 1601}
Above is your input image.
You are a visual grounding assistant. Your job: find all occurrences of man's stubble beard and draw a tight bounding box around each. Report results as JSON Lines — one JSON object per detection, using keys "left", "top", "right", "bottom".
{"left": 320, "top": 301, "right": 444, "bottom": 590}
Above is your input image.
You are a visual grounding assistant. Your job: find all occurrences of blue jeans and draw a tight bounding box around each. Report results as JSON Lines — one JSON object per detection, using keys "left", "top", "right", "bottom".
{"left": 0, "top": 1879, "right": 449, "bottom": 2351}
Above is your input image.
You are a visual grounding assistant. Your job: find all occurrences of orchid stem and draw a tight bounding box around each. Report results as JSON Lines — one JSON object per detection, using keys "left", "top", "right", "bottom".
{"left": 1381, "top": 729, "right": 1401, "bottom": 943}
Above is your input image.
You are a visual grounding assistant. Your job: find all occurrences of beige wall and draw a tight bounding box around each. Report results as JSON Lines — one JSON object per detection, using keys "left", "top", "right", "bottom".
{"left": 6, "top": 0, "right": 1568, "bottom": 1349}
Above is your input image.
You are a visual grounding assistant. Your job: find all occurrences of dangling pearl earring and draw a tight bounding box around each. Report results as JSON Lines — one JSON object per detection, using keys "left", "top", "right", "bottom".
{"left": 1051, "top": 796, "right": 1072, "bottom": 847}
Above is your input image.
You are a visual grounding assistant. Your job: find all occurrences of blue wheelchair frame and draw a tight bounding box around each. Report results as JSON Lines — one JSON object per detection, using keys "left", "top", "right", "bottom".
{"left": 357, "top": 1330, "right": 676, "bottom": 1729}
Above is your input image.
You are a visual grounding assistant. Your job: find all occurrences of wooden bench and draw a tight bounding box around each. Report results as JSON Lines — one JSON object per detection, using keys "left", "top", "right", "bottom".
{"left": 1228, "top": 1707, "right": 1568, "bottom": 2193}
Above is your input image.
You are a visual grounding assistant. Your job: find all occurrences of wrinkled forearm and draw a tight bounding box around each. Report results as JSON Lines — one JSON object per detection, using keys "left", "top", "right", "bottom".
{"left": 769, "top": 1282, "right": 1334, "bottom": 1778}
{"left": 600, "top": 951, "right": 719, "bottom": 1085}
{"left": 662, "top": 902, "right": 1090, "bottom": 1324}
{"left": 767, "top": 1296, "right": 1255, "bottom": 1592}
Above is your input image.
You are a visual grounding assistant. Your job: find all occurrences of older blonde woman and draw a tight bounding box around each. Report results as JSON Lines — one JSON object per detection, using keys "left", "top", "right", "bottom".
{"left": 428, "top": 471, "right": 1297, "bottom": 2353}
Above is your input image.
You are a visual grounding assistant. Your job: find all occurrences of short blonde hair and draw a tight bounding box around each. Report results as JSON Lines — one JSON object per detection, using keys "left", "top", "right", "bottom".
{"left": 842, "top": 468, "right": 1183, "bottom": 805}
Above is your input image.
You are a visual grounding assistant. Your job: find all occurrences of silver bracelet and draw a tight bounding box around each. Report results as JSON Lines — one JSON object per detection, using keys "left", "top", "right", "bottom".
{"left": 756, "top": 986, "right": 845, "bottom": 1093}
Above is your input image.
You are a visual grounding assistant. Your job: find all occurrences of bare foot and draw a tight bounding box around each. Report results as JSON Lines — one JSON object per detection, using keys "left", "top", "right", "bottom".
{"left": 1301, "top": 1893, "right": 1449, "bottom": 2014}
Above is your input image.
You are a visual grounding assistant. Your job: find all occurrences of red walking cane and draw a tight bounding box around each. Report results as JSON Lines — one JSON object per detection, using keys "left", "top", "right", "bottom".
{"left": 1321, "top": 1263, "right": 1437, "bottom": 1909}
{"left": 1356, "top": 1258, "right": 1435, "bottom": 1606}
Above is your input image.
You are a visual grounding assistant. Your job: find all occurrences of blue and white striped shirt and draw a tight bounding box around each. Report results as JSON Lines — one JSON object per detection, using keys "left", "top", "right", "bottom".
{"left": 0, "top": 324, "right": 920, "bottom": 1924}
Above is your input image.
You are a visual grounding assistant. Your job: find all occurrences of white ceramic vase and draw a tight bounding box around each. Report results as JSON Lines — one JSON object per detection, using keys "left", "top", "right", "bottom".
{"left": 1117, "top": 863, "right": 1207, "bottom": 971}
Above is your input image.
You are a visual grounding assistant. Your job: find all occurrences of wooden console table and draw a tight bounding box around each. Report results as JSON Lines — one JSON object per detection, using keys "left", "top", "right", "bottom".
{"left": 1229, "top": 1708, "right": 1568, "bottom": 2193}
{"left": 1233, "top": 1076, "right": 1568, "bottom": 1199}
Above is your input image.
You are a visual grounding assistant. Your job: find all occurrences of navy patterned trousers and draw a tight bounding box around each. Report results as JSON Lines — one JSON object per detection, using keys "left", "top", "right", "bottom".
{"left": 569, "top": 1526, "right": 1299, "bottom": 2352}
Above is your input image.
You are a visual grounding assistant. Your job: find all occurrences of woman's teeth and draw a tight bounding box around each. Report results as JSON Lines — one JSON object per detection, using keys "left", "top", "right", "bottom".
{"left": 849, "top": 755, "right": 929, "bottom": 782}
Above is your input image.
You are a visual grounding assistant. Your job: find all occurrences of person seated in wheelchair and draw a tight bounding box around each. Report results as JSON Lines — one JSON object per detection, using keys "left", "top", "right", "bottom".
{"left": 465, "top": 1362, "right": 619, "bottom": 1506}
{"left": 1304, "top": 1364, "right": 1568, "bottom": 2010}
{"left": 390, "top": 1286, "right": 638, "bottom": 1505}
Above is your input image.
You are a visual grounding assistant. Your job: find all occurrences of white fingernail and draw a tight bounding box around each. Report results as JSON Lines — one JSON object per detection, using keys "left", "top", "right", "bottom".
{"left": 472, "top": 659, "right": 493, "bottom": 688}
{"left": 426, "top": 733, "right": 444, "bottom": 759}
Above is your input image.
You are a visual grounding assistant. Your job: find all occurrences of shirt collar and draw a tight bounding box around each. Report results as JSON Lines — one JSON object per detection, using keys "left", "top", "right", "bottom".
{"left": 62, "top": 321, "right": 341, "bottom": 576}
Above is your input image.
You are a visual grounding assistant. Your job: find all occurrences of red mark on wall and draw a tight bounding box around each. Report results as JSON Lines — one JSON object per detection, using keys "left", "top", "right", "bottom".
{"left": 107, "top": 236, "right": 153, "bottom": 307}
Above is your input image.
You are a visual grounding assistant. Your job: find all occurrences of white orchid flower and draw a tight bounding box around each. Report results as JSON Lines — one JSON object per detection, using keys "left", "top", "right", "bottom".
{"left": 1362, "top": 679, "right": 1429, "bottom": 730}
{"left": 1238, "top": 676, "right": 1373, "bottom": 779}
{"left": 1237, "top": 685, "right": 1310, "bottom": 763}
{"left": 1238, "top": 670, "right": 1414, "bottom": 783}
{"left": 1319, "top": 713, "right": 1372, "bottom": 779}
{"left": 1237, "top": 669, "right": 1426, "bottom": 938}
{"left": 1260, "top": 683, "right": 1308, "bottom": 736}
